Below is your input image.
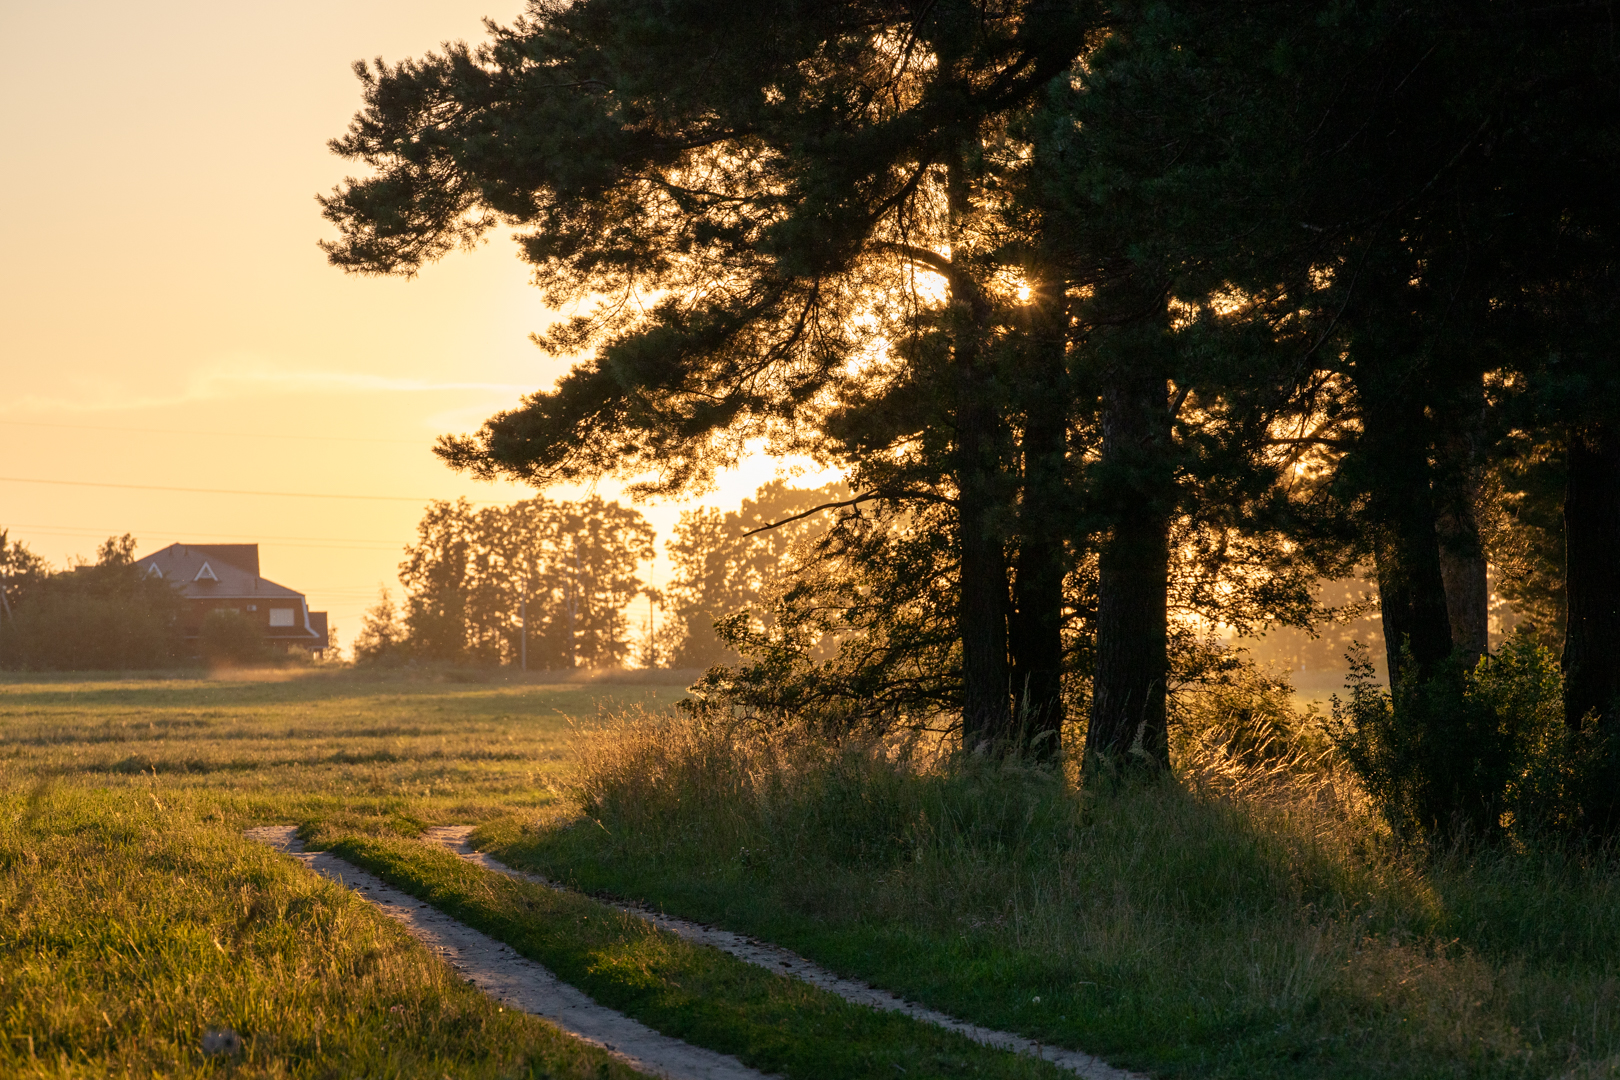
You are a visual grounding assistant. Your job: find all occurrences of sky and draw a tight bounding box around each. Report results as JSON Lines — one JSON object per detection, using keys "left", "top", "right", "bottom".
{"left": 0, "top": 1, "right": 828, "bottom": 654}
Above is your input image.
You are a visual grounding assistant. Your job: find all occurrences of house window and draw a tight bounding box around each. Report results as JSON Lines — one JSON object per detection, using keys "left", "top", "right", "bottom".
{"left": 246, "top": 605, "right": 257, "bottom": 612}
{"left": 269, "top": 609, "right": 295, "bottom": 627}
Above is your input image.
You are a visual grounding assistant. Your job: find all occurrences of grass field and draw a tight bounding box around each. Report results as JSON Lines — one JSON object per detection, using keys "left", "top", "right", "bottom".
{"left": 8, "top": 668, "right": 1620, "bottom": 1079}
{"left": 0, "top": 669, "right": 684, "bottom": 1078}
{"left": 481, "top": 713, "right": 1620, "bottom": 1080}
{"left": 0, "top": 669, "right": 687, "bottom": 835}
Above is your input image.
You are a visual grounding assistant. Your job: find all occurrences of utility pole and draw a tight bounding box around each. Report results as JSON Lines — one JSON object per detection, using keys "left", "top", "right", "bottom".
{"left": 567, "top": 541, "right": 580, "bottom": 670}
{"left": 0, "top": 574, "right": 10, "bottom": 669}
{"left": 520, "top": 591, "right": 527, "bottom": 673}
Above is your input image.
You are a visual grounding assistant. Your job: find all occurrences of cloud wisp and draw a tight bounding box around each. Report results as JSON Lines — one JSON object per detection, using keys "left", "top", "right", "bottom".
{"left": 2, "top": 362, "right": 534, "bottom": 417}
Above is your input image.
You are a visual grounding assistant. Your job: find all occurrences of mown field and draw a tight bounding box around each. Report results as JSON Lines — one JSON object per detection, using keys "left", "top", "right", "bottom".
{"left": 6, "top": 669, "right": 1620, "bottom": 1079}
{"left": 0, "top": 669, "right": 683, "bottom": 1079}
{"left": 0, "top": 670, "right": 1077, "bottom": 1080}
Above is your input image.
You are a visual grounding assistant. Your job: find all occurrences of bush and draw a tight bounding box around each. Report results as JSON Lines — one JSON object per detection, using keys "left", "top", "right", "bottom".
{"left": 1328, "top": 633, "right": 1590, "bottom": 845}
{"left": 0, "top": 555, "right": 183, "bottom": 671}
{"left": 353, "top": 589, "right": 409, "bottom": 666}
{"left": 197, "top": 609, "right": 271, "bottom": 667}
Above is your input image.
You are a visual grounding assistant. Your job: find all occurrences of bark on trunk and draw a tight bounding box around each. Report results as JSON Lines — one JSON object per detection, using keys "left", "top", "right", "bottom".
{"left": 1085, "top": 362, "right": 1171, "bottom": 769}
{"left": 1562, "top": 422, "right": 1620, "bottom": 732}
{"left": 1359, "top": 380, "right": 1454, "bottom": 683}
{"left": 1434, "top": 375, "right": 1489, "bottom": 666}
{"left": 1437, "top": 525, "right": 1488, "bottom": 664}
{"left": 1009, "top": 275, "right": 1069, "bottom": 759}
{"left": 947, "top": 151, "right": 1011, "bottom": 751}
{"left": 957, "top": 375, "right": 1012, "bottom": 750}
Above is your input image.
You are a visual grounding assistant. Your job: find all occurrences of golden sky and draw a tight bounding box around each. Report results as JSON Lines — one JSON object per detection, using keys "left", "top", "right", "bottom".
{"left": 0, "top": 1, "right": 821, "bottom": 653}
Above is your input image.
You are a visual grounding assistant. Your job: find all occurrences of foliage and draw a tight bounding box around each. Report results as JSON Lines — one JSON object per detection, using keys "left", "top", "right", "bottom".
{"left": 0, "top": 528, "right": 49, "bottom": 607}
{"left": 1328, "top": 634, "right": 1589, "bottom": 845}
{"left": 197, "top": 608, "right": 272, "bottom": 667}
{"left": 353, "top": 586, "right": 409, "bottom": 665}
{"left": 687, "top": 503, "right": 1329, "bottom": 742}
{"left": 321, "top": 0, "right": 1620, "bottom": 778}
{"left": 396, "top": 495, "right": 654, "bottom": 668}
{"left": 0, "top": 534, "right": 183, "bottom": 671}
{"left": 662, "top": 481, "right": 845, "bottom": 668}
{"left": 687, "top": 501, "right": 966, "bottom": 732}
{"left": 323, "top": 0, "right": 1097, "bottom": 494}
{"left": 1489, "top": 433, "right": 1568, "bottom": 650}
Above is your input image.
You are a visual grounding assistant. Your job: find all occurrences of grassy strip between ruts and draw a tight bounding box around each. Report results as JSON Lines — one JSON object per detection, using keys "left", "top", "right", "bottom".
{"left": 330, "top": 834, "right": 1078, "bottom": 1080}
{"left": 0, "top": 784, "right": 643, "bottom": 1080}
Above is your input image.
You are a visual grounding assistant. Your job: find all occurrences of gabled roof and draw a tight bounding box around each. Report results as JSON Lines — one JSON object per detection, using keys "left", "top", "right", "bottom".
{"left": 135, "top": 543, "right": 305, "bottom": 602}
{"left": 192, "top": 544, "right": 260, "bottom": 576}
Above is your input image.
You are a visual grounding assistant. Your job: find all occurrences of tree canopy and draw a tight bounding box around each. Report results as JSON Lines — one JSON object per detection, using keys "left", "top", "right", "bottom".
{"left": 327, "top": 0, "right": 1620, "bottom": 836}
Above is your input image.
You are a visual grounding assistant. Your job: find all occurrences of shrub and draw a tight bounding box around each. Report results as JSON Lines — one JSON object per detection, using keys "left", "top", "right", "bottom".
{"left": 353, "top": 588, "right": 410, "bottom": 666}
{"left": 1328, "top": 633, "right": 1586, "bottom": 845}
{"left": 197, "top": 609, "right": 271, "bottom": 667}
{"left": 0, "top": 553, "right": 183, "bottom": 670}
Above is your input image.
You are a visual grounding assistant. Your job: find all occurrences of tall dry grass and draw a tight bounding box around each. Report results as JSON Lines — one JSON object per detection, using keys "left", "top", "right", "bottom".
{"left": 501, "top": 700, "right": 1620, "bottom": 1078}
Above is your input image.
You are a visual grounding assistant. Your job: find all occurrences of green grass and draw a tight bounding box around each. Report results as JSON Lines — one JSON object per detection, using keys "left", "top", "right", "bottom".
{"left": 0, "top": 669, "right": 1090, "bottom": 1079}
{"left": 15, "top": 667, "right": 1620, "bottom": 1078}
{"left": 333, "top": 835, "right": 1072, "bottom": 1080}
{"left": 0, "top": 668, "right": 687, "bottom": 840}
{"left": 0, "top": 781, "right": 640, "bottom": 1079}
{"left": 476, "top": 713, "right": 1620, "bottom": 1080}
{"left": 0, "top": 668, "right": 684, "bottom": 1078}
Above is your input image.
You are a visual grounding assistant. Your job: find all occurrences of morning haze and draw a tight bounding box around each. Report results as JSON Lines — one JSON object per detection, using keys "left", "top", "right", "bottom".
{"left": 0, "top": 0, "right": 798, "bottom": 639}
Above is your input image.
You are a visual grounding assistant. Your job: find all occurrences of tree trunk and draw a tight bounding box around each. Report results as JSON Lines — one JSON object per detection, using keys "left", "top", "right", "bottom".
{"left": 1010, "top": 272, "right": 1069, "bottom": 759}
{"left": 1437, "top": 522, "right": 1488, "bottom": 664}
{"left": 1434, "top": 373, "right": 1489, "bottom": 666}
{"left": 956, "top": 369, "right": 1012, "bottom": 750}
{"left": 1562, "top": 422, "right": 1620, "bottom": 732}
{"left": 1085, "top": 359, "right": 1171, "bottom": 769}
{"left": 1359, "top": 379, "right": 1454, "bottom": 683}
{"left": 947, "top": 150, "right": 1011, "bottom": 752}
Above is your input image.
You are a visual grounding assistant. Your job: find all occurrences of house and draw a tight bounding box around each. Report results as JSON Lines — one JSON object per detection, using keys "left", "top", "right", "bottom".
{"left": 134, "top": 543, "right": 330, "bottom": 654}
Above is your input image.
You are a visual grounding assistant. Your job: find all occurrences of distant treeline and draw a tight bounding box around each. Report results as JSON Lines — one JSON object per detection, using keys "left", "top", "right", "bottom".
{"left": 0, "top": 533, "right": 183, "bottom": 670}
{"left": 354, "top": 484, "right": 841, "bottom": 670}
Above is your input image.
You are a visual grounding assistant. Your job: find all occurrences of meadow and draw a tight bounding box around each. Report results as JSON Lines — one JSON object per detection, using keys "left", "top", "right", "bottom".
{"left": 494, "top": 710, "right": 1620, "bottom": 1080}
{"left": 6, "top": 669, "right": 1620, "bottom": 1079}
{"left": 0, "top": 669, "right": 682, "bottom": 1079}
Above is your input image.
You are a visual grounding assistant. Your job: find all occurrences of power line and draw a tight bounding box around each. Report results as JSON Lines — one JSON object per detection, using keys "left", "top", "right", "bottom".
{"left": 0, "top": 418, "right": 429, "bottom": 445}
{"left": 5, "top": 528, "right": 400, "bottom": 554}
{"left": 2, "top": 522, "right": 404, "bottom": 547}
{"left": 0, "top": 475, "right": 515, "bottom": 503}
